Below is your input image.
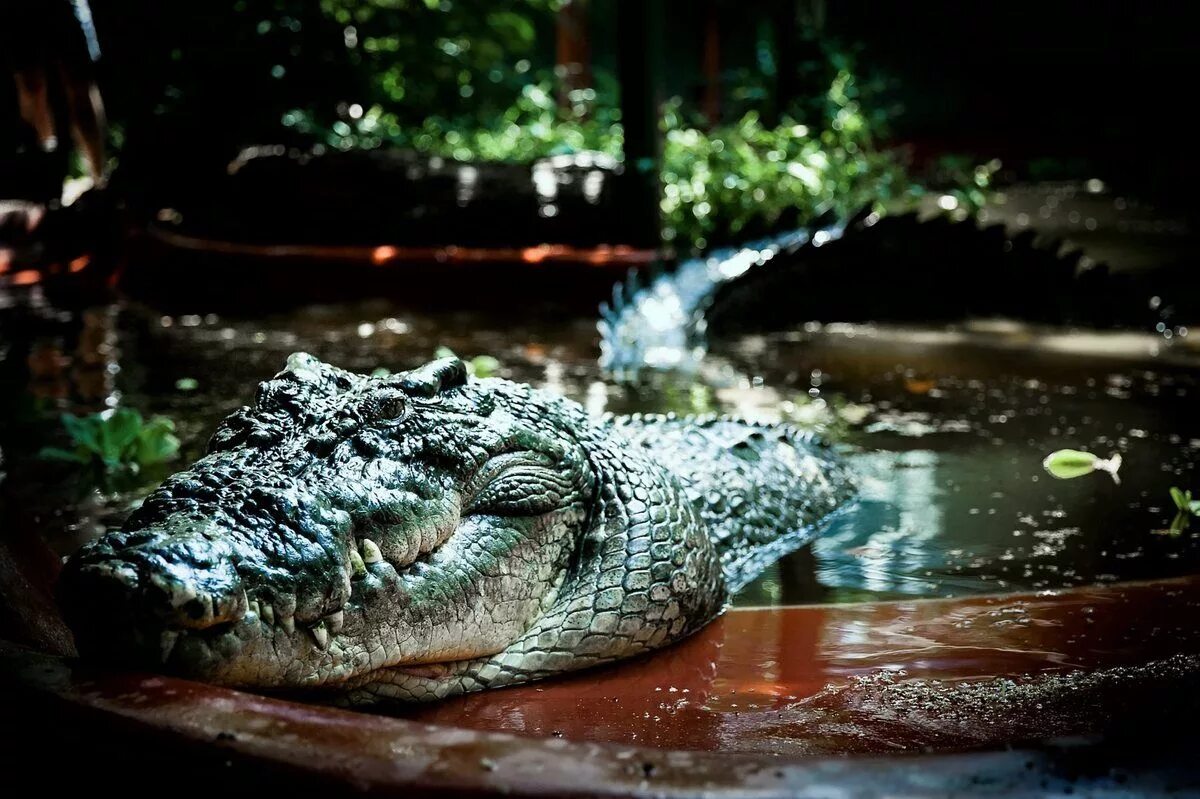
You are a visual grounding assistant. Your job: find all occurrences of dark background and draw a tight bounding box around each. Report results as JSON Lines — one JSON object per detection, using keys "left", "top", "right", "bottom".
{"left": 2, "top": 1, "right": 1196, "bottom": 204}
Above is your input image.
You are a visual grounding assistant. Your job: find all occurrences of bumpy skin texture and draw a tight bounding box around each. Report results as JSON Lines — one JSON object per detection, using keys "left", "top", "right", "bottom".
{"left": 58, "top": 354, "right": 852, "bottom": 703}
{"left": 598, "top": 210, "right": 1156, "bottom": 378}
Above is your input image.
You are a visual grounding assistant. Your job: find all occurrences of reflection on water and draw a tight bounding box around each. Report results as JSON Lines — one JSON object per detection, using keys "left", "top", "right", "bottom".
{"left": 819, "top": 450, "right": 947, "bottom": 597}
{"left": 3, "top": 293, "right": 1200, "bottom": 606}
{"left": 728, "top": 327, "right": 1200, "bottom": 604}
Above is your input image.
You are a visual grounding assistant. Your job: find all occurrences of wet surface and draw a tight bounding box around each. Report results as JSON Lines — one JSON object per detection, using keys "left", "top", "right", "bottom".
{"left": 4, "top": 295, "right": 1200, "bottom": 608}
{"left": 6, "top": 636, "right": 1195, "bottom": 797}
{"left": 3, "top": 191, "right": 1200, "bottom": 781}
{"left": 721, "top": 325, "right": 1200, "bottom": 604}
{"left": 401, "top": 577, "right": 1200, "bottom": 755}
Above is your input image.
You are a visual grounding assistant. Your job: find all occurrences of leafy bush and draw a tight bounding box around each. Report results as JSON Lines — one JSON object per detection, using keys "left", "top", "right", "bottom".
{"left": 39, "top": 409, "right": 180, "bottom": 475}
{"left": 657, "top": 70, "right": 913, "bottom": 248}
{"left": 102, "top": 2, "right": 990, "bottom": 249}
{"left": 316, "top": 0, "right": 561, "bottom": 129}
{"left": 291, "top": 65, "right": 957, "bottom": 252}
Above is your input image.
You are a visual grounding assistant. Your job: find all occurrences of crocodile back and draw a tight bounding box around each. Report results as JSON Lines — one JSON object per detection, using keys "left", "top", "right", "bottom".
{"left": 606, "top": 415, "right": 854, "bottom": 593}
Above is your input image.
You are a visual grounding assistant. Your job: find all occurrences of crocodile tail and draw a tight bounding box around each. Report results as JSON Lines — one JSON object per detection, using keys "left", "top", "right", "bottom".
{"left": 601, "top": 204, "right": 1200, "bottom": 377}
{"left": 699, "top": 212, "right": 1134, "bottom": 338}
{"left": 598, "top": 208, "right": 856, "bottom": 378}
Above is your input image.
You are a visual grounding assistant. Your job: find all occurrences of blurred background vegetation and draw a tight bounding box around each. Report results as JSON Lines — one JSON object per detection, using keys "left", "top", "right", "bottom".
{"left": 8, "top": 0, "right": 1193, "bottom": 251}
{"left": 88, "top": 0, "right": 951, "bottom": 251}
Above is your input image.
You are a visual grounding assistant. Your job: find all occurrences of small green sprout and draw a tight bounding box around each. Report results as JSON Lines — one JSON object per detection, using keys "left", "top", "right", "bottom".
{"left": 1161, "top": 487, "right": 1200, "bottom": 536}
{"left": 1170, "top": 487, "right": 1200, "bottom": 516}
{"left": 1042, "top": 449, "right": 1122, "bottom": 484}
{"left": 39, "top": 408, "right": 180, "bottom": 475}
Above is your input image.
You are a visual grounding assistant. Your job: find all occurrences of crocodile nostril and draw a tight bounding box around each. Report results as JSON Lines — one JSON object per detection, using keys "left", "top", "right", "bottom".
{"left": 59, "top": 514, "right": 251, "bottom": 644}
{"left": 143, "top": 562, "right": 247, "bottom": 630}
{"left": 61, "top": 554, "right": 248, "bottom": 633}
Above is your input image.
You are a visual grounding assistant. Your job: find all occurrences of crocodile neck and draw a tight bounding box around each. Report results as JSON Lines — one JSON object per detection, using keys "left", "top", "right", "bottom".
{"left": 335, "top": 413, "right": 851, "bottom": 703}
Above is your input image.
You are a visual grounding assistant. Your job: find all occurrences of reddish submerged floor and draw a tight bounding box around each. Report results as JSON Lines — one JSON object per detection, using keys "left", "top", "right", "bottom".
{"left": 400, "top": 576, "right": 1200, "bottom": 755}
{"left": 3, "top": 528, "right": 1199, "bottom": 793}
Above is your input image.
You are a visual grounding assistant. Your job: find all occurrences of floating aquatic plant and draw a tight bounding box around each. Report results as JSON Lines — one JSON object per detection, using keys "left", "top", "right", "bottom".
{"left": 39, "top": 408, "right": 180, "bottom": 475}
{"left": 1041, "top": 449, "right": 1122, "bottom": 484}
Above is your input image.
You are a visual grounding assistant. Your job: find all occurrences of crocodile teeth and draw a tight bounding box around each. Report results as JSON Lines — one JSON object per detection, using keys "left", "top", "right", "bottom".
{"left": 361, "top": 538, "right": 383, "bottom": 564}
{"left": 349, "top": 547, "right": 367, "bottom": 578}
{"left": 247, "top": 599, "right": 261, "bottom": 619}
{"left": 280, "top": 613, "right": 296, "bottom": 635}
{"left": 260, "top": 603, "right": 275, "bottom": 626}
{"left": 327, "top": 610, "right": 344, "bottom": 634}
{"left": 310, "top": 621, "right": 330, "bottom": 651}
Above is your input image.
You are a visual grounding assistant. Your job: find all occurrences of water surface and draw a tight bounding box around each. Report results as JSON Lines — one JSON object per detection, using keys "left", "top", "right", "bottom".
{"left": 2, "top": 294, "right": 1199, "bottom": 607}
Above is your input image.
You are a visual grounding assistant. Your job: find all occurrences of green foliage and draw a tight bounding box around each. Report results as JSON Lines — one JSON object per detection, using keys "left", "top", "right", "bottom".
{"left": 284, "top": 24, "right": 991, "bottom": 251}
{"left": 651, "top": 382, "right": 718, "bottom": 417}
{"left": 106, "top": 2, "right": 991, "bottom": 251}
{"left": 658, "top": 70, "right": 915, "bottom": 249}
{"left": 100, "top": 0, "right": 563, "bottom": 177}
{"left": 1171, "top": 487, "right": 1200, "bottom": 515}
{"left": 783, "top": 394, "right": 871, "bottom": 439}
{"left": 39, "top": 409, "right": 180, "bottom": 475}
{"left": 303, "top": 0, "right": 562, "bottom": 137}
{"left": 1162, "top": 487, "right": 1200, "bottom": 536}
{"left": 928, "top": 155, "right": 1001, "bottom": 218}
{"left": 296, "top": 65, "right": 958, "bottom": 252}
{"left": 293, "top": 76, "right": 623, "bottom": 162}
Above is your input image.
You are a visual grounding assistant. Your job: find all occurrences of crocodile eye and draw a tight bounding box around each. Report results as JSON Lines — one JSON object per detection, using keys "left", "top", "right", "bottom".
{"left": 368, "top": 389, "right": 408, "bottom": 422}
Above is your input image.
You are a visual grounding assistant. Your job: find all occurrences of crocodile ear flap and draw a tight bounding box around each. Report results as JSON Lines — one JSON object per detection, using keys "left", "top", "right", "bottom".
{"left": 397, "top": 356, "right": 469, "bottom": 398}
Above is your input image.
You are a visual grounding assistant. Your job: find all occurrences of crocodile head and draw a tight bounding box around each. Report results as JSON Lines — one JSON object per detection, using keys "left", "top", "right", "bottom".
{"left": 57, "top": 354, "right": 594, "bottom": 690}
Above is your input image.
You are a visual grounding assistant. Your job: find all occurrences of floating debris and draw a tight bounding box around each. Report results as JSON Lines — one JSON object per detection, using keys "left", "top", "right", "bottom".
{"left": 1042, "top": 449, "right": 1122, "bottom": 484}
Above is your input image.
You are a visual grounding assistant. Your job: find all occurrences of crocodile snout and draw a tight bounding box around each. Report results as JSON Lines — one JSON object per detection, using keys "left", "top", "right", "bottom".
{"left": 58, "top": 525, "right": 248, "bottom": 663}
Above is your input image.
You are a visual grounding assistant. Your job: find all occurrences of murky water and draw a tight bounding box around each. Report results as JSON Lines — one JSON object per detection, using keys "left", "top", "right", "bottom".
{"left": 3, "top": 292, "right": 1200, "bottom": 608}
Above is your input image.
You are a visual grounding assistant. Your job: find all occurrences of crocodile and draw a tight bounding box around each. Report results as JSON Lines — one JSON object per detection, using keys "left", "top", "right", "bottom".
{"left": 600, "top": 209, "right": 1191, "bottom": 378}
{"left": 57, "top": 353, "right": 852, "bottom": 703}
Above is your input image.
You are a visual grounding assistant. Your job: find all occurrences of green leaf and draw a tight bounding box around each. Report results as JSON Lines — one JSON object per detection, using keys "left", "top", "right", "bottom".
{"left": 106, "top": 408, "right": 145, "bottom": 460}
{"left": 48, "top": 407, "right": 180, "bottom": 474}
{"left": 435, "top": 346, "right": 458, "bottom": 360}
{"left": 1042, "top": 449, "right": 1100, "bottom": 480}
{"left": 60, "top": 413, "right": 101, "bottom": 455}
{"left": 1171, "top": 487, "right": 1190, "bottom": 511}
{"left": 469, "top": 355, "right": 500, "bottom": 379}
{"left": 134, "top": 416, "right": 180, "bottom": 466}
{"left": 38, "top": 446, "right": 90, "bottom": 464}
